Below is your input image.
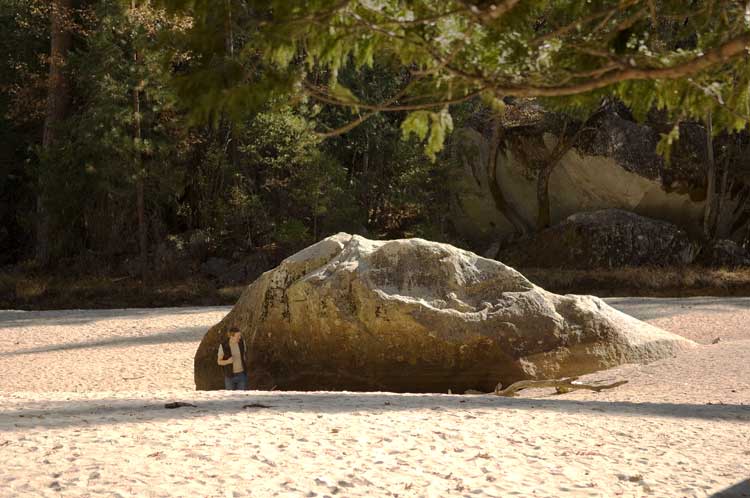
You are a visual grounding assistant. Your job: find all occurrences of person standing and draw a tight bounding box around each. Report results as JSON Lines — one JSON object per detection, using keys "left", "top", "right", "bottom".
{"left": 217, "top": 326, "right": 248, "bottom": 390}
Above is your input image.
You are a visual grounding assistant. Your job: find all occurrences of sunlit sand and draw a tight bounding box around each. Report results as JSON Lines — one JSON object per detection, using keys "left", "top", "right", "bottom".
{"left": 1, "top": 301, "right": 748, "bottom": 497}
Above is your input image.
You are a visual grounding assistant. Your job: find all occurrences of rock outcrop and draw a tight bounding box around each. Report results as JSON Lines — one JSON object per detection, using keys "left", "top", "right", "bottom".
{"left": 497, "top": 209, "right": 699, "bottom": 269}
{"left": 195, "top": 234, "right": 694, "bottom": 392}
{"left": 448, "top": 100, "right": 749, "bottom": 248}
{"left": 696, "top": 239, "right": 750, "bottom": 268}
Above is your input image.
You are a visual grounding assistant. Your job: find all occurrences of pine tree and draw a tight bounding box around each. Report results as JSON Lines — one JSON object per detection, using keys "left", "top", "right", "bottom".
{"left": 38, "top": 0, "right": 73, "bottom": 266}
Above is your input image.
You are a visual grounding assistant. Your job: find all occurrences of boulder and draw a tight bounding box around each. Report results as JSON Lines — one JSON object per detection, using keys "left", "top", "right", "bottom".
{"left": 195, "top": 233, "right": 695, "bottom": 392}
{"left": 498, "top": 209, "right": 699, "bottom": 269}
{"left": 697, "top": 239, "right": 750, "bottom": 268}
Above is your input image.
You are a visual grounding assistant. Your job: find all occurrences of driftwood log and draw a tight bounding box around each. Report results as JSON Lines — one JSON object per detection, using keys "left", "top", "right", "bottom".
{"left": 494, "top": 377, "right": 628, "bottom": 397}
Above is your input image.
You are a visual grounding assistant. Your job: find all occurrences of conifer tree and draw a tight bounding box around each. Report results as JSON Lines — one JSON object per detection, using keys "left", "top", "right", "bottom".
{"left": 38, "top": 0, "right": 73, "bottom": 266}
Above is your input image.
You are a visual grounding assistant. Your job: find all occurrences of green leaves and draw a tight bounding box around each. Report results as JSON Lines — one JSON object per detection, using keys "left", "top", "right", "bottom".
{"left": 329, "top": 82, "right": 360, "bottom": 108}
{"left": 271, "top": 45, "right": 297, "bottom": 67}
{"left": 401, "top": 108, "right": 453, "bottom": 161}
{"left": 401, "top": 111, "right": 430, "bottom": 141}
{"left": 426, "top": 108, "right": 453, "bottom": 161}
{"left": 154, "top": 0, "right": 750, "bottom": 157}
{"left": 656, "top": 124, "right": 680, "bottom": 165}
{"left": 480, "top": 90, "right": 507, "bottom": 115}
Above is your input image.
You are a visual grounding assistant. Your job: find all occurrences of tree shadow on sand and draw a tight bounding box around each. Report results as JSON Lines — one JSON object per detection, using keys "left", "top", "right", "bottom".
{"left": 0, "top": 306, "right": 230, "bottom": 329}
{"left": 1, "top": 392, "right": 748, "bottom": 431}
{"left": 0, "top": 327, "right": 208, "bottom": 356}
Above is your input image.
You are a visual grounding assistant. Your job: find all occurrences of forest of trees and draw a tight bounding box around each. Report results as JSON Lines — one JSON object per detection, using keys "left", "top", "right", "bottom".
{"left": 1, "top": 0, "right": 461, "bottom": 283}
{"left": 3, "top": 0, "right": 750, "bottom": 302}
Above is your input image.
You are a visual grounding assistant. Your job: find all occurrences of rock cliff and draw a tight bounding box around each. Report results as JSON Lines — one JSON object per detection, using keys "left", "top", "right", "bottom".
{"left": 449, "top": 101, "right": 748, "bottom": 251}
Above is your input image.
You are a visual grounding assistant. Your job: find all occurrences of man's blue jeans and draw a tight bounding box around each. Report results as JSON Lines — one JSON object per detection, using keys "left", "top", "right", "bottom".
{"left": 224, "top": 371, "right": 248, "bottom": 390}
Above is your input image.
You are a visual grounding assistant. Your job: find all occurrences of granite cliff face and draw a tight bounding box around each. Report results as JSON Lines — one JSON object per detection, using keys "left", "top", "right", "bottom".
{"left": 449, "top": 101, "right": 747, "bottom": 252}
{"left": 195, "top": 234, "right": 694, "bottom": 392}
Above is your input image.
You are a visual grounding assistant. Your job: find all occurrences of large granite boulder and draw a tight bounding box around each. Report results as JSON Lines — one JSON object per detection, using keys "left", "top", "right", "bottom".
{"left": 498, "top": 209, "right": 699, "bottom": 269}
{"left": 195, "top": 233, "right": 695, "bottom": 392}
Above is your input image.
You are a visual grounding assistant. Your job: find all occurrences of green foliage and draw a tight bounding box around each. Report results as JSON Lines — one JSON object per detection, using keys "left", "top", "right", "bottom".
{"left": 0, "top": 0, "right": 50, "bottom": 261}
{"left": 0, "top": 0, "right": 452, "bottom": 277}
{"left": 41, "top": 1, "right": 189, "bottom": 257}
{"left": 316, "top": 61, "right": 453, "bottom": 239}
{"left": 656, "top": 124, "right": 681, "bottom": 165}
{"left": 155, "top": 0, "right": 750, "bottom": 157}
{"left": 401, "top": 109, "right": 454, "bottom": 160}
{"left": 25, "top": 0, "right": 740, "bottom": 272}
{"left": 401, "top": 111, "right": 430, "bottom": 141}
{"left": 427, "top": 109, "right": 453, "bottom": 160}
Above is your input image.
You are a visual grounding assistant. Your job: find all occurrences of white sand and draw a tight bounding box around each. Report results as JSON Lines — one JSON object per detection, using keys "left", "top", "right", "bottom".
{"left": 1, "top": 301, "right": 749, "bottom": 497}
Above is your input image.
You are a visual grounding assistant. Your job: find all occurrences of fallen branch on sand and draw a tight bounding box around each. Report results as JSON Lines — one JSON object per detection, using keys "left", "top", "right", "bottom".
{"left": 164, "top": 402, "right": 197, "bottom": 409}
{"left": 494, "top": 377, "right": 628, "bottom": 397}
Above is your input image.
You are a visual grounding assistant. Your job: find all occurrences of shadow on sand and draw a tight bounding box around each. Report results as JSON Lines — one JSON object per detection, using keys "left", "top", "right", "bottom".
{"left": 1, "top": 392, "right": 748, "bottom": 431}
{"left": 0, "top": 306, "right": 231, "bottom": 329}
{"left": 0, "top": 326, "right": 208, "bottom": 356}
{"left": 709, "top": 479, "right": 750, "bottom": 497}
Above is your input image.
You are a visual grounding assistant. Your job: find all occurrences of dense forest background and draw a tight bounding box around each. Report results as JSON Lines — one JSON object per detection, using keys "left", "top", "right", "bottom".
{"left": 3, "top": 0, "right": 750, "bottom": 307}
{"left": 1, "top": 0, "right": 466, "bottom": 306}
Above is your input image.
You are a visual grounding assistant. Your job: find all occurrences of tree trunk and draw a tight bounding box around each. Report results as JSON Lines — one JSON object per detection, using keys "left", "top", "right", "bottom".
{"left": 714, "top": 135, "right": 743, "bottom": 240}
{"left": 536, "top": 163, "right": 553, "bottom": 230}
{"left": 224, "top": 0, "right": 241, "bottom": 171}
{"left": 533, "top": 121, "right": 589, "bottom": 230}
{"left": 313, "top": 185, "right": 319, "bottom": 241}
{"left": 534, "top": 138, "right": 568, "bottom": 231}
{"left": 486, "top": 119, "right": 532, "bottom": 236}
{"left": 132, "top": 0, "right": 147, "bottom": 280}
{"left": 38, "top": 0, "right": 73, "bottom": 266}
{"left": 136, "top": 172, "right": 147, "bottom": 279}
{"left": 703, "top": 111, "right": 717, "bottom": 239}
{"left": 714, "top": 153, "right": 731, "bottom": 239}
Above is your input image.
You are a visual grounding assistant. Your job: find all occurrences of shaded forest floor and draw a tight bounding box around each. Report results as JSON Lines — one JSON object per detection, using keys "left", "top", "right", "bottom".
{"left": 524, "top": 266, "right": 750, "bottom": 297}
{"left": 4, "top": 265, "right": 750, "bottom": 310}
{"left": 0, "top": 271, "right": 244, "bottom": 310}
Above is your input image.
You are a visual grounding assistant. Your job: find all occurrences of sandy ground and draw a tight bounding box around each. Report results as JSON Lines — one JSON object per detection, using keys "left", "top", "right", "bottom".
{"left": 0, "top": 300, "right": 749, "bottom": 497}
